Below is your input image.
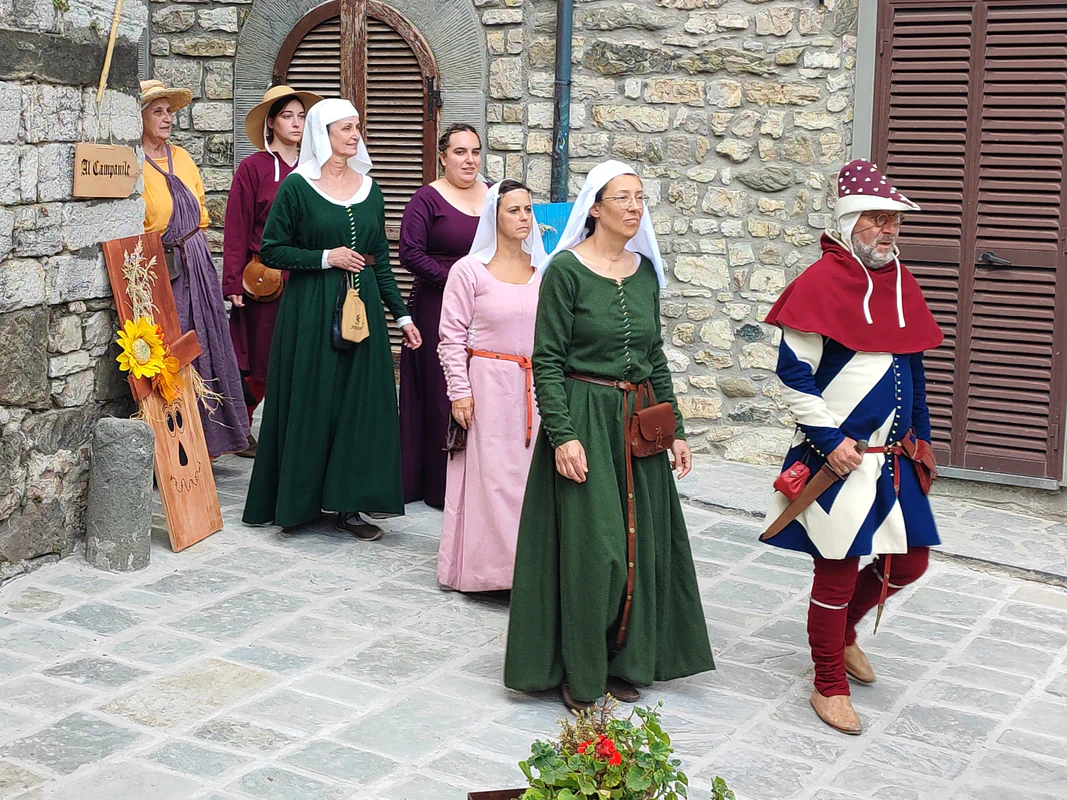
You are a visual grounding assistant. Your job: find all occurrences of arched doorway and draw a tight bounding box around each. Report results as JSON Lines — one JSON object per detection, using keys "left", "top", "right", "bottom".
{"left": 273, "top": 0, "right": 441, "bottom": 348}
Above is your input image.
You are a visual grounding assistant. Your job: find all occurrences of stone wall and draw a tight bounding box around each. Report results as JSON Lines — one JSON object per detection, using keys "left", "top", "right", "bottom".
{"left": 143, "top": 0, "right": 860, "bottom": 464}
{"left": 0, "top": 0, "right": 147, "bottom": 581}
{"left": 481, "top": 0, "right": 859, "bottom": 463}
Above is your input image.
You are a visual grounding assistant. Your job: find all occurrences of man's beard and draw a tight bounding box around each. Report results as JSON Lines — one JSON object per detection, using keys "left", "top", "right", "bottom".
{"left": 851, "top": 235, "right": 896, "bottom": 269}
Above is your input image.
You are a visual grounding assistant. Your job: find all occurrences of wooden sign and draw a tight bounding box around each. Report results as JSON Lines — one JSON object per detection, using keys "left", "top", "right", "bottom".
{"left": 73, "top": 143, "right": 139, "bottom": 198}
{"left": 101, "top": 232, "right": 224, "bottom": 552}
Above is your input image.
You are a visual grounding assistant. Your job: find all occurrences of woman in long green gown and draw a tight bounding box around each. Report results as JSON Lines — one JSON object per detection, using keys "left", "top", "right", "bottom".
{"left": 504, "top": 160, "right": 714, "bottom": 710}
{"left": 243, "top": 99, "right": 422, "bottom": 539}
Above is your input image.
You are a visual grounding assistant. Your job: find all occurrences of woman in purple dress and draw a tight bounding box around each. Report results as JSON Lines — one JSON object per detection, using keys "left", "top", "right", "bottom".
{"left": 399, "top": 124, "right": 488, "bottom": 509}
{"left": 223, "top": 85, "right": 321, "bottom": 457}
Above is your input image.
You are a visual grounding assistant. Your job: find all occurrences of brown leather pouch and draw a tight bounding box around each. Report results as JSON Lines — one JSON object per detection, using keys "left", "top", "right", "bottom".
{"left": 902, "top": 434, "right": 938, "bottom": 495}
{"left": 443, "top": 416, "right": 467, "bottom": 459}
{"left": 242, "top": 254, "right": 284, "bottom": 302}
{"left": 628, "top": 384, "right": 676, "bottom": 458}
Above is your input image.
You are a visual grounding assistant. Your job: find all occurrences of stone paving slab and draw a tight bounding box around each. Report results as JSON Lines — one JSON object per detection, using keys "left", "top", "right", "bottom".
{"left": 0, "top": 454, "right": 1065, "bottom": 799}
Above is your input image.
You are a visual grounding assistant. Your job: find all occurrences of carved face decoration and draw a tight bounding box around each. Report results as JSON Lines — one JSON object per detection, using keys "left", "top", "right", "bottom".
{"left": 160, "top": 394, "right": 204, "bottom": 494}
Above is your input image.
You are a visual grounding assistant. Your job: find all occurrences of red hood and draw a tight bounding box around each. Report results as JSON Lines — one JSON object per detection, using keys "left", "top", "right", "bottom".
{"left": 765, "top": 233, "right": 943, "bottom": 354}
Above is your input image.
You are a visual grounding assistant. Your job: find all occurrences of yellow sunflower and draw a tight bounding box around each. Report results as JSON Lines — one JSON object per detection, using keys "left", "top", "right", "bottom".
{"left": 115, "top": 317, "right": 166, "bottom": 379}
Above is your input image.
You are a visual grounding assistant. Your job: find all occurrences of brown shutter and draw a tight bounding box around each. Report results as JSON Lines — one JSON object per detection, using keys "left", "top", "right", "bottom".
{"left": 876, "top": 0, "right": 1067, "bottom": 481}
{"left": 275, "top": 3, "right": 439, "bottom": 352}
{"left": 965, "top": 1, "right": 1067, "bottom": 478}
{"left": 873, "top": 2, "right": 978, "bottom": 466}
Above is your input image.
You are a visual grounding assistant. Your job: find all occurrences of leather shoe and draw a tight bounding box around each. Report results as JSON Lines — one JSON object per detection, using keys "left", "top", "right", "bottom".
{"left": 844, "top": 643, "right": 876, "bottom": 684}
{"left": 334, "top": 513, "right": 383, "bottom": 541}
{"left": 561, "top": 684, "right": 596, "bottom": 714}
{"left": 234, "top": 434, "right": 257, "bottom": 459}
{"left": 810, "top": 689, "right": 862, "bottom": 735}
{"left": 606, "top": 678, "right": 640, "bottom": 703}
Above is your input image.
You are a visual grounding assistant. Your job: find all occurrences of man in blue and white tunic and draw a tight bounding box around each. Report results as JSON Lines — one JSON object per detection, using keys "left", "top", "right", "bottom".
{"left": 764, "top": 159, "right": 944, "bottom": 735}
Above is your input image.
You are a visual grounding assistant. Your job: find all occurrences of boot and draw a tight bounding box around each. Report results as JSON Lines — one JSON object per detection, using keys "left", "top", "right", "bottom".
{"left": 844, "top": 643, "right": 876, "bottom": 684}
{"left": 561, "top": 684, "right": 596, "bottom": 714}
{"left": 810, "top": 689, "right": 862, "bottom": 735}
{"left": 234, "top": 434, "right": 257, "bottom": 459}
{"left": 606, "top": 677, "right": 640, "bottom": 703}
{"left": 334, "top": 513, "right": 383, "bottom": 542}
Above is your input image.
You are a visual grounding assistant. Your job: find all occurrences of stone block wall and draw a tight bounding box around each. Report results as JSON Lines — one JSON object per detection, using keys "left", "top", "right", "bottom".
{"left": 0, "top": 1, "right": 147, "bottom": 580}
{"left": 479, "top": 0, "right": 860, "bottom": 463}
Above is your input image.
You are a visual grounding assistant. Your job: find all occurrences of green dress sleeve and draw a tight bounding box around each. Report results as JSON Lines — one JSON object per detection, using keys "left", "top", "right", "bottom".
{"left": 647, "top": 283, "right": 687, "bottom": 439}
{"left": 258, "top": 178, "right": 327, "bottom": 271}
{"left": 367, "top": 183, "right": 409, "bottom": 321}
{"left": 532, "top": 259, "right": 579, "bottom": 449}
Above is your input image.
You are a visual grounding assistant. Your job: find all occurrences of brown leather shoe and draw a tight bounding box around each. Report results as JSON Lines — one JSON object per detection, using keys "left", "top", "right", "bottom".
{"left": 810, "top": 689, "right": 862, "bottom": 735}
{"left": 234, "top": 434, "right": 257, "bottom": 459}
{"left": 334, "top": 513, "right": 383, "bottom": 542}
{"left": 561, "top": 684, "right": 596, "bottom": 714}
{"left": 844, "top": 643, "right": 876, "bottom": 684}
{"left": 606, "top": 677, "right": 640, "bottom": 703}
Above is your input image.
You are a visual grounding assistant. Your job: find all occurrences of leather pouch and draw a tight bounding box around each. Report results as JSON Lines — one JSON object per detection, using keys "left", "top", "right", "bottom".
{"left": 628, "top": 385, "right": 676, "bottom": 458}
{"left": 242, "top": 254, "right": 283, "bottom": 302}
{"left": 774, "top": 461, "right": 812, "bottom": 500}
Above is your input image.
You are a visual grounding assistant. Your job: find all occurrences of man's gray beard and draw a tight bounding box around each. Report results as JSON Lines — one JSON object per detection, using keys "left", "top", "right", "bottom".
{"left": 851, "top": 236, "right": 896, "bottom": 269}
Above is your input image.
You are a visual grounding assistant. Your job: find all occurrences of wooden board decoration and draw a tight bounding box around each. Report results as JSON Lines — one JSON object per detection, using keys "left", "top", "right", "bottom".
{"left": 74, "top": 143, "right": 140, "bottom": 199}
{"left": 102, "top": 232, "right": 224, "bottom": 552}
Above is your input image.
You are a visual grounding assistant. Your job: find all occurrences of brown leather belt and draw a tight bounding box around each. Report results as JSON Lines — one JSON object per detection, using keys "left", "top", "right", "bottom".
{"left": 468, "top": 348, "right": 534, "bottom": 448}
{"left": 566, "top": 373, "right": 643, "bottom": 652}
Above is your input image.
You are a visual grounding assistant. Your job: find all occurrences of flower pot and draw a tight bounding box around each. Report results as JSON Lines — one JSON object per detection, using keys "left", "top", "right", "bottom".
{"left": 466, "top": 791, "right": 525, "bottom": 800}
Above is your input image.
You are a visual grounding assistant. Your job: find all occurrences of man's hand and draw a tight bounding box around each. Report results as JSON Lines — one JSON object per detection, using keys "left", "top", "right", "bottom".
{"left": 827, "top": 437, "right": 864, "bottom": 476}
{"left": 555, "top": 440, "right": 588, "bottom": 483}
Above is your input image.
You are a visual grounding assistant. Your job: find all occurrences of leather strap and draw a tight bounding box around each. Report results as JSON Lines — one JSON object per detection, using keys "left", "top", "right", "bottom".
{"left": 468, "top": 349, "right": 534, "bottom": 448}
{"left": 567, "top": 372, "right": 642, "bottom": 652}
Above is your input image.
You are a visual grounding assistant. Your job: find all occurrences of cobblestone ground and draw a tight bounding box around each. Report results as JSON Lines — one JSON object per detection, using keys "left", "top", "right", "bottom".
{"left": 1, "top": 455, "right": 1066, "bottom": 800}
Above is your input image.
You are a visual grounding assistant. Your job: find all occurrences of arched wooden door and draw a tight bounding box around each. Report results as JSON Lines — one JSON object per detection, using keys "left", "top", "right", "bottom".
{"left": 274, "top": 0, "right": 440, "bottom": 348}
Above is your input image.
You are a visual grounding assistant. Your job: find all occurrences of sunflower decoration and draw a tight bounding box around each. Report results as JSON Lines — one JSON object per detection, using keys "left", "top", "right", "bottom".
{"left": 115, "top": 317, "right": 166, "bottom": 380}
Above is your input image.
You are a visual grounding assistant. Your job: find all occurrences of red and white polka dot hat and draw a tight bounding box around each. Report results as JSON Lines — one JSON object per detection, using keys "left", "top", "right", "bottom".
{"left": 835, "top": 159, "right": 920, "bottom": 218}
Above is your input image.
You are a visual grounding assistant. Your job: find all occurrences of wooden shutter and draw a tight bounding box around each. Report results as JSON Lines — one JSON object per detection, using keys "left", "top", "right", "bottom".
{"left": 875, "top": 0, "right": 1067, "bottom": 481}
{"left": 275, "top": 2, "right": 439, "bottom": 351}
{"left": 874, "top": 2, "right": 977, "bottom": 466}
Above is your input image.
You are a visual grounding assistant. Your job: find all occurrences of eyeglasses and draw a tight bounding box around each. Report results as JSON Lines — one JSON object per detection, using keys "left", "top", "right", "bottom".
{"left": 863, "top": 212, "right": 905, "bottom": 229}
{"left": 601, "top": 194, "right": 645, "bottom": 210}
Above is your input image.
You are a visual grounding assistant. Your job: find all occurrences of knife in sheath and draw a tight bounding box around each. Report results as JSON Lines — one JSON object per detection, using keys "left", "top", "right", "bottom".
{"left": 760, "top": 439, "right": 868, "bottom": 542}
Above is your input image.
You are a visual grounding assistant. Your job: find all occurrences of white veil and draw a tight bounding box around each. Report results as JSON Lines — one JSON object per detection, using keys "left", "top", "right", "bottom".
{"left": 294, "top": 98, "right": 373, "bottom": 180}
{"left": 469, "top": 181, "right": 548, "bottom": 266}
{"left": 538, "top": 159, "right": 666, "bottom": 288}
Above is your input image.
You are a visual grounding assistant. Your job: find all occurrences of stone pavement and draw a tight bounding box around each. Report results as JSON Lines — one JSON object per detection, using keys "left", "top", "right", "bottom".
{"left": 1, "top": 454, "right": 1066, "bottom": 800}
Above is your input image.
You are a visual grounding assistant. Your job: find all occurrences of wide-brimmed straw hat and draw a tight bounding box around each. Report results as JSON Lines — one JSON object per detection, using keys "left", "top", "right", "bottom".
{"left": 139, "top": 79, "right": 192, "bottom": 113}
{"left": 244, "top": 85, "right": 323, "bottom": 151}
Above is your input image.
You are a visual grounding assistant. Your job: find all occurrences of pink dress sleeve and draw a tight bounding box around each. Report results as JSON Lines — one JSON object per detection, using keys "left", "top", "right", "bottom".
{"left": 438, "top": 256, "right": 478, "bottom": 401}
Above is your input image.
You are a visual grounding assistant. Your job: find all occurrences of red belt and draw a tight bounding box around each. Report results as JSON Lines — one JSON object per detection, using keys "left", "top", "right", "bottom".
{"left": 467, "top": 349, "right": 534, "bottom": 448}
{"left": 566, "top": 373, "right": 644, "bottom": 653}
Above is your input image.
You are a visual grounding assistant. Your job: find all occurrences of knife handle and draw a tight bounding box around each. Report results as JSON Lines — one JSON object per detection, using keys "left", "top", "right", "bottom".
{"left": 855, "top": 439, "right": 868, "bottom": 453}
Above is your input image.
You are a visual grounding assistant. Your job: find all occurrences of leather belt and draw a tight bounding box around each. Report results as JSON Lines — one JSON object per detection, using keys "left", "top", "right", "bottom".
{"left": 566, "top": 373, "right": 644, "bottom": 653}
{"left": 467, "top": 348, "right": 534, "bottom": 448}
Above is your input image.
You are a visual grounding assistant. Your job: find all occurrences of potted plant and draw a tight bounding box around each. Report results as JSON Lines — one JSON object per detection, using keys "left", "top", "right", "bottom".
{"left": 467, "top": 698, "right": 733, "bottom": 800}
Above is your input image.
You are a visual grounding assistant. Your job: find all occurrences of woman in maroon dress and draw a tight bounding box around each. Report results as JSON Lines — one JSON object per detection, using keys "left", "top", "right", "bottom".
{"left": 399, "top": 124, "right": 488, "bottom": 508}
{"left": 223, "top": 85, "right": 321, "bottom": 456}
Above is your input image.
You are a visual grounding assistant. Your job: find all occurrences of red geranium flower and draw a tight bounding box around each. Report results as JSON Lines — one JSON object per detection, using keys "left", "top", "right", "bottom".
{"left": 577, "top": 741, "right": 591, "bottom": 755}
{"left": 609, "top": 751, "right": 622, "bottom": 766}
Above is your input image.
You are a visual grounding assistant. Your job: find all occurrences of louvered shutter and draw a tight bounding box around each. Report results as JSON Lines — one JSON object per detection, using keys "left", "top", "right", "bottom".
{"left": 876, "top": 0, "right": 1067, "bottom": 481}
{"left": 874, "top": 3, "right": 976, "bottom": 466}
{"left": 277, "top": 5, "right": 437, "bottom": 351}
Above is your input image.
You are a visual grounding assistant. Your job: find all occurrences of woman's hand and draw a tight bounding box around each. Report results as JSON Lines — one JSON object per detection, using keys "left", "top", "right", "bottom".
{"left": 227, "top": 294, "right": 245, "bottom": 308}
{"left": 451, "top": 396, "right": 474, "bottom": 429}
{"left": 555, "top": 440, "right": 588, "bottom": 483}
{"left": 401, "top": 324, "right": 422, "bottom": 349}
{"left": 670, "top": 439, "right": 692, "bottom": 479}
{"left": 327, "top": 247, "right": 366, "bottom": 272}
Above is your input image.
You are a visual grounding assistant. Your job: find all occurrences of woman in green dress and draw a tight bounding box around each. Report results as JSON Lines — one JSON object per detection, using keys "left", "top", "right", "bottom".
{"left": 243, "top": 98, "right": 422, "bottom": 540}
{"left": 504, "top": 160, "right": 715, "bottom": 711}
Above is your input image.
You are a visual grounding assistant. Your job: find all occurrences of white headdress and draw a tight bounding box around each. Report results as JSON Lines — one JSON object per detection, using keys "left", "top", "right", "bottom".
{"left": 469, "top": 181, "right": 548, "bottom": 266}
{"left": 538, "top": 159, "right": 666, "bottom": 288}
{"left": 294, "top": 98, "right": 373, "bottom": 180}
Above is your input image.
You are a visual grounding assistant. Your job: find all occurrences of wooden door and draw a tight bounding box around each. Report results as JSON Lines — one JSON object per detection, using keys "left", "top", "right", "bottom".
{"left": 874, "top": 0, "right": 1067, "bottom": 481}
{"left": 274, "top": 1, "right": 440, "bottom": 350}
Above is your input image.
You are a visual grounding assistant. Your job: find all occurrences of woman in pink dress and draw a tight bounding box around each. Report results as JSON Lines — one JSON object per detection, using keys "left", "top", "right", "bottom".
{"left": 437, "top": 180, "right": 547, "bottom": 592}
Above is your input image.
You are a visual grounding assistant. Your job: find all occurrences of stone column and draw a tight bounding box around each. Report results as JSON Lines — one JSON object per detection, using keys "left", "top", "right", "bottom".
{"left": 85, "top": 418, "right": 155, "bottom": 572}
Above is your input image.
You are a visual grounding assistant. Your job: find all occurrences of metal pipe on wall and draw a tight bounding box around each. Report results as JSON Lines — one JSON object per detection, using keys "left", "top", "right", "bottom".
{"left": 549, "top": 0, "right": 574, "bottom": 202}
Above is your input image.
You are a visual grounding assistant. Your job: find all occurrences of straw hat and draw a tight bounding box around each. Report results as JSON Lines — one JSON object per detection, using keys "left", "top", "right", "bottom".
{"left": 244, "top": 85, "right": 323, "bottom": 151}
{"left": 139, "top": 79, "right": 192, "bottom": 113}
